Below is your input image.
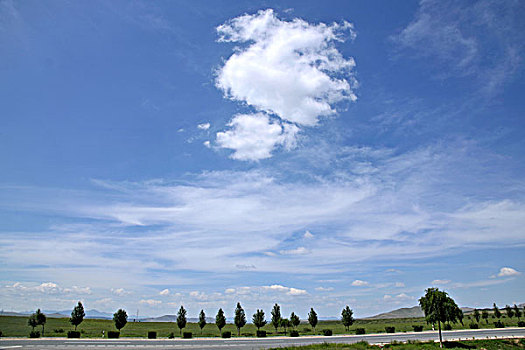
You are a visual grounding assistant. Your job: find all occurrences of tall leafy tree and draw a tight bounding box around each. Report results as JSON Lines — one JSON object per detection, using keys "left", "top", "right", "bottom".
{"left": 198, "top": 310, "right": 207, "bottom": 334}
{"left": 28, "top": 313, "right": 38, "bottom": 331}
{"left": 35, "top": 309, "right": 47, "bottom": 336}
{"left": 308, "top": 308, "right": 318, "bottom": 332}
{"left": 70, "top": 302, "right": 85, "bottom": 331}
{"left": 505, "top": 305, "right": 514, "bottom": 319}
{"left": 481, "top": 310, "right": 489, "bottom": 324}
{"left": 252, "top": 309, "right": 267, "bottom": 331}
{"left": 419, "top": 288, "right": 461, "bottom": 348}
{"left": 473, "top": 309, "right": 480, "bottom": 324}
{"left": 113, "top": 309, "right": 128, "bottom": 331}
{"left": 290, "top": 312, "right": 300, "bottom": 329}
{"left": 493, "top": 303, "right": 501, "bottom": 320}
{"left": 271, "top": 303, "right": 281, "bottom": 333}
{"left": 234, "top": 302, "right": 246, "bottom": 336}
{"left": 177, "top": 306, "right": 187, "bottom": 335}
{"left": 513, "top": 304, "right": 522, "bottom": 321}
{"left": 280, "top": 318, "right": 291, "bottom": 335}
{"left": 215, "top": 308, "right": 226, "bottom": 333}
{"left": 341, "top": 306, "right": 355, "bottom": 331}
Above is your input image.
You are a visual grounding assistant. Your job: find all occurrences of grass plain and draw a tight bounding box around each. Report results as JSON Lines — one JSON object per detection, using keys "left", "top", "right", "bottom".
{"left": 0, "top": 315, "right": 523, "bottom": 338}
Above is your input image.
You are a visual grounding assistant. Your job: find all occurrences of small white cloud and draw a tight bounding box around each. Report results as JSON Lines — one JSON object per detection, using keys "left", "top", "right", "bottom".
{"left": 262, "top": 284, "right": 307, "bottom": 295}
{"left": 288, "top": 287, "right": 307, "bottom": 296}
{"left": 395, "top": 282, "right": 405, "bottom": 288}
{"left": 235, "top": 264, "right": 256, "bottom": 270}
{"left": 384, "top": 293, "right": 414, "bottom": 301}
{"left": 198, "top": 122, "right": 211, "bottom": 130}
{"left": 216, "top": 113, "right": 298, "bottom": 161}
{"left": 351, "top": 279, "right": 369, "bottom": 287}
{"left": 279, "top": 246, "right": 309, "bottom": 255}
{"left": 263, "top": 251, "right": 277, "bottom": 257}
{"left": 159, "top": 289, "right": 170, "bottom": 296}
{"left": 203, "top": 140, "right": 211, "bottom": 148}
{"left": 432, "top": 279, "right": 451, "bottom": 285}
{"left": 304, "top": 230, "right": 314, "bottom": 239}
{"left": 497, "top": 267, "right": 521, "bottom": 277}
{"left": 139, "top": 299, "right": 162, "bottom": 306}
{"left": 225, "top": 288, "right": 236, "bottom": 294}
{"left": 315, "top": 286, "right": 334, "bottom": 292}
{"left": 111, "top": 288, "right": 130, "bottom": 296}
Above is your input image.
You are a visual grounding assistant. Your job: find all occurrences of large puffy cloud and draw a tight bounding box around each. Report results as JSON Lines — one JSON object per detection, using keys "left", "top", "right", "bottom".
{"left": 214, "top": 9, "right": 357, "bottom": 160}
{"left": 216, "top": 113, "right": 298, "bottom": 161}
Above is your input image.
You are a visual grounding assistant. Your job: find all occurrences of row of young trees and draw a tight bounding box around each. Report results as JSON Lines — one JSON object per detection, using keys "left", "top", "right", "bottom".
{"left": 471, "top": 303, "right": 522, "bottom": 324}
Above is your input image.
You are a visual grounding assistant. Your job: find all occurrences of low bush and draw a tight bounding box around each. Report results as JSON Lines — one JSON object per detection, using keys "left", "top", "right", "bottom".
{"left": 168, "top": 332, "right": 175, "bottom": 339}
{"left": 29, "top": 331, "right": 40, "bottom": 338}
{"left": 322, "top": 329, "right": 332, "bottom": 336}
{"left": 385, "top": 326, "right": 395, "bottom": 333}
{"left": 518, "top": 321, "right": 525, "bottom": 327}
{"left": 469, "top": 323, "right": 479, "bottom": 329}
{"left": 221, "top": 331, "right": 231, "bottom": 338}
{"left": 108, "top": 331, "right": 120, "bottom": 338}
{"left": 355, "top": 328, "right": 366, "bottom": 335}
{"left": 494, "top": 321, "right": 505, "bottom": 328}
{"left": 54, "top": 328, "right": 64, "bottom": 333}
{"left": 412, "top": 325, "right": 423, "bottom": 332}
{"left": 67, "top": 331, "right": 80, "bottom": 338}
{"left": 183, "top": 332, "right": 192, "bottom": 339}
{"left": 147, "top": 331, "right": 156, "bottom": 339}
{"left": 444, "top": 324, "right": 452, "bottom": 330}
{"left": 0, "top": 330, "right": 3, "bottom": 337}
{"left": 290, "top": 330, "right": 299, "bottom": 337}
{"left": 302, "top": 327, "right": 311, "bottom": 332}
{"left": 256, "top": 330, "right": 266, "bottom": 337}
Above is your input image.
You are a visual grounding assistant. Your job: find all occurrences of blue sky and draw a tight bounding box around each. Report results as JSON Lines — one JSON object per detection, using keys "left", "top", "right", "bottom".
{"left": 1, "top": 0, "right": 524, "bottom": 318}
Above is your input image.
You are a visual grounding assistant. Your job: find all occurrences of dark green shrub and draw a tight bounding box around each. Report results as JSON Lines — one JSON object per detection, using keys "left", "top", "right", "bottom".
{"left": 67, "top": 331, "right": 80, "bottom": 338}
{"left": 518, "top": 321, "right": 525, "bottom": 327}
{"left": 322, "top": 329, "right": 332, "bottom": 336}
{"left": 108, "top": 331, "right": 120, "bottom": 338}
{"left": 54, "top": 328, "right": 64, "bottom": 333}
{"left": 221, "top": 331, "right": 231, "bottom": 338}
{"left": 183, "top": 332, "right": 192, "bottom": 339}
{"left": 0, "top": 330, "right": 3, "bottom": 337}
{"left": 469, "top": 323, "right": 479, "bottom": 329}
{"left": 412, "top": 325, "right": 423, "bottom": 332}
{"left": 494, "top": 321, "right": 505, "bottom": 328}
{"left": 168, "top": 332, "right": 175, "bottom": 339}
{"left": 444, "top": 324, "right": 452, "bottom": 330}
{"left": 256, "top": 330, "right": 266, "bottom": 337}
{"left": 147, "top": 331, "right": 156, "bottom": 339}
{"left": 29, "top": 331, "right": 40, "bottom": 338}
{"left": 355, "top": 328, "right": 366, "bottom": 335}
{"left": 290, "top": 330, "right": 299, "bottom": 337}
{"left": 385, "top": 326, "right": 395, "bottom": 333}
{"left": 302, "top": 327, "right": 311, "bottom": 332}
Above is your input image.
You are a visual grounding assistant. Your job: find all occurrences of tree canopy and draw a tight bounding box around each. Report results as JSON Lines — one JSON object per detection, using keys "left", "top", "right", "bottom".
{"left": 113, "top": 309, "right": 128, "bottom": 331}
{"left": 234, "top": 302, "right": 247, "bottom": 336}
{"left": 252, "top": 309, "right": 267, "bottom": 330}
{"left": 70, "top": 301, "right": 85, "bottom": 331}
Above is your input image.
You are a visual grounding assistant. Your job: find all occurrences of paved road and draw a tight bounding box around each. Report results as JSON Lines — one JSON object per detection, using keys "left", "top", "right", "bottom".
{"left": 1, "top": 328, "right": 524, "bottom": 349}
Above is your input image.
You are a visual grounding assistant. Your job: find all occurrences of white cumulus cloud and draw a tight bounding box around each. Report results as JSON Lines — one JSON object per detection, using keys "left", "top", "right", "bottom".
{"left": 497, "top": 267, "right": 520, "bottom": 277}
{"left": 216, "top": 113, "right": 298, "bottom": 161}
{"left": 197, "top": 122, "right": 210, "bottom": 130}
{"left": 159, "top": 289, "right": 170, "bottom": 296}
{"left": 351, "top": 280, "right": 369, "bottom": 287}
{"left": 140, "top": 299, "right": 162, "bottom": 306}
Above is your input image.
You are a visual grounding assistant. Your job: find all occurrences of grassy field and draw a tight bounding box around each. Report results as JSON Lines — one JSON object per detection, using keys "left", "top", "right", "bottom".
{"left": 269, "top": 339, "right": 525, "bottom": 349}
{"left": 0, "top": 315, "right": 523, "bottom": 338}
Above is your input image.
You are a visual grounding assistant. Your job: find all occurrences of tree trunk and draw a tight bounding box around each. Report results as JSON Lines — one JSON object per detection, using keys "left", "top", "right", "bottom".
{"left": 438, "top": 321, "right": 443, "bottom": 348}
{"left": 42, "top": 324, "right": 45, "bottom": 336}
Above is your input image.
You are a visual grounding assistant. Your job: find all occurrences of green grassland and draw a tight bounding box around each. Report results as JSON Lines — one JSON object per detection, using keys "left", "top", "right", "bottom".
{"left": 270, "top": 339, "right": 525, "bottom": 349}
{"left": 0, "top": 315, "right": 523, "bottom": 338}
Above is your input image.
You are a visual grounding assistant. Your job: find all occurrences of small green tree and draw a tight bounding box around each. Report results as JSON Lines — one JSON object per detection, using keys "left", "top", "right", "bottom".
{"left": 70, "top": 301, "right": 85, "bottom": 331}
{"left": 308, "top": 308, "right": 318, "bottom": 332}
{"left": 35, "top": 309, "right": 46, "bottom": 336}
{"left": 177, "top": 305, "right": 187, "bottom": 336}
{"left": 473, "top": 309, "right": 480, "bottom": 324}
{"left": 505, "top": 305, "right": 514, "bottom": 319}
{"left": 514, "top": 304, "right": 522, "bottom": 321}
{"left": 234, "top": 302, "right": 246, "bottom": 336}
{"left": 198, "top": 310, "right": 206, "bottom": 334}
{"left": 280, "top": 318, "right": 291, "bottom": 335}
{"left": 290, "top": 312, "right": 300, "bottom": 329}
{"left": 341, "top": 305, "right": 355, "bottom": 331}
{"left": 113, "top": 309, "right": 128, "bottom": 331}
{"left": 252, "top": 309, "right": 267, "bottom": 330}
{"left": 215, "top": 308, "right": 226, "bottom": 333}
{"left": 28, "top": 313, "right": 38, "bottom": 331}
{"left": 493, "top": 303, "right": 501, "bottom": 320}
{"left": 482, "top": 310, "right": 489, "bottom": 324}
{"left": 271, "top": 303, "right": 281, "bottom": 333}
{"left": 419, "top": 288, "right": 461, "bottom": 348}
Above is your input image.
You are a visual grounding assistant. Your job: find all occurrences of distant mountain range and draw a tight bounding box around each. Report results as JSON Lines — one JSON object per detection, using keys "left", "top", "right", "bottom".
{"left": 0, "top": 309, "right": 113, "bottom": 319}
